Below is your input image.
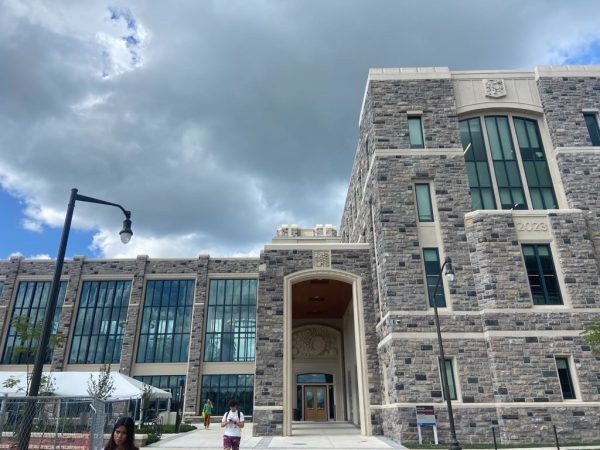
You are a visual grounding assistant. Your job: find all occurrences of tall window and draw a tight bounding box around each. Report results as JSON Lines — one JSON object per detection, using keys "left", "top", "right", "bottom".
{"left": 137, "top": 280, "right": 195, "bottom": 363}
{"left": 514, "top": 118, "right": 558, "bottom": 209}
{"left": 555, "top": 357, "right": 576, "bottom": 400}
{"left": 0, "top": 282, "right": 4, "bottom": 298}
{"left": 522, "top": 244, "right": 562, "bottom": 305}
{"left": 584, "top": 113, "right": 600, "bottom": 146}
{"left": 460, "top": 118, "right": 496, "bottom": 210}
{"left": 69, "top": 280, "right": 131, "bottom": 364}
{"left": 135, "top": 375, "right": 186, "bottom": 412}
{"left": 204, "top": 279, "right": 257, "bottom": 362}
{"left": 408, "top": 116, "right": 424, "bottom": 149}
{"left": 415, "top": 183, "right": 434, "bottom": 222}
{"left": 200, "top": 374, "right": 254, "bottom": 415}
{"left": 423, "top": 249, "right": 446, "bottom": 307}
{"left": 439, "top": 358, "right": 458, "bottom": 400}
{"left": 485, "top": 116, "right": 527, "bottom": 209}
{"left": 2, "top": 281, "right": 67, "bottom": 364}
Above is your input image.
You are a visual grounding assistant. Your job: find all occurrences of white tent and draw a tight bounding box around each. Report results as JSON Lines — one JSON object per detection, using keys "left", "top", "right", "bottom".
{"left": 0, "top": 371, "right": 171, "bottom": 401}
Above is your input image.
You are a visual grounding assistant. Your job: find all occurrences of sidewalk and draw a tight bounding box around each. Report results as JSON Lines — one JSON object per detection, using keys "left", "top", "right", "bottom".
{"left": 144, "top": 423, "right": 406, "bottom": 449}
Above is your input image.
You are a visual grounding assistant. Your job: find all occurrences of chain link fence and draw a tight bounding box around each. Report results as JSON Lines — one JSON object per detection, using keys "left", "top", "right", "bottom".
{"left": 0, "top": 395, "right": 132, "bottom": 450}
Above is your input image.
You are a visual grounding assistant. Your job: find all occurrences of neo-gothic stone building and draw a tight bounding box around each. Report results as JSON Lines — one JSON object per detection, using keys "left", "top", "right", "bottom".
{"left": 1, "top": 65, "right": 600, "bottom": 445}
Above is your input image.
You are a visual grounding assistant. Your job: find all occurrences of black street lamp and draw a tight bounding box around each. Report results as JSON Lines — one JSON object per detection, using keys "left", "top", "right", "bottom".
{"left": 430, "top": 256, "right": 461, "bottom": 450}
{"left": 18, "top": 188, "right": 133, "bottom": 450}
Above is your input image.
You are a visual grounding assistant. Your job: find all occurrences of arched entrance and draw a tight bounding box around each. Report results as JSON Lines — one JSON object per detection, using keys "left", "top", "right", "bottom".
{"left": 283, "top": 269, "right": 371, "bottom": 436}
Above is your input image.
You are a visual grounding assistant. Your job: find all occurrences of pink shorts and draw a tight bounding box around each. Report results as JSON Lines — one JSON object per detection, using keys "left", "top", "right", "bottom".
{"left": 223, "top": 435, "right": 241, "bottom": 450}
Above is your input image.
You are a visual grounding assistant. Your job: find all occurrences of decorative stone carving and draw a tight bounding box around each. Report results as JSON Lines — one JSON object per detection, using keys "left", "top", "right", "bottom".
{"left": 292, "top": 327, "right": 338, "bottom": 359}
{"left": 313, "top": 250, "right": 330, "bottom": 269}
{"left": 483, "top": 79, "right": 507, "bottom": 98}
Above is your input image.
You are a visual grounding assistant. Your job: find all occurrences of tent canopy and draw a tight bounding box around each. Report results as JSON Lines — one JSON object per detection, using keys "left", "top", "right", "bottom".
{"left": 0, "top": 371, "right": 172, "bottom": 401}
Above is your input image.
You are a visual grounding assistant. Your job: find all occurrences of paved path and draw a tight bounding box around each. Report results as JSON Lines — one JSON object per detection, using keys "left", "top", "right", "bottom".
{"left": 145, "top": 422, "right": 407, "bottom": 449}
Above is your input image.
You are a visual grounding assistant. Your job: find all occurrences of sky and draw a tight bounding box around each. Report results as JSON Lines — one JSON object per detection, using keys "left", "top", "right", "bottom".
{"left": 1, "top": 0, "right": 600, "bottom": 259}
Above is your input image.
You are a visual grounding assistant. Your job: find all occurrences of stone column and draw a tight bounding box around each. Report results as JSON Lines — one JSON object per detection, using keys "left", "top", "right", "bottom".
{"left": 0, "top": 256, "right": 22, "bottom": 351}
{"left": 119, "top": 255, "right": 148, "bottom": 375}
{"left": 183, "top": 256, "right": 209, "bottom": 415}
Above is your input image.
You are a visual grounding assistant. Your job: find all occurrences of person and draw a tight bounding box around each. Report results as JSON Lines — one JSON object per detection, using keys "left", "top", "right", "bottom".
{"left": 104, "top": 416, "right": 139, "bottom": 450}
{"left": 221, "top": 399, "right": 244, "bottom": 450}
{"left": 202, "top": 398, "right": 214, "bottom": 429}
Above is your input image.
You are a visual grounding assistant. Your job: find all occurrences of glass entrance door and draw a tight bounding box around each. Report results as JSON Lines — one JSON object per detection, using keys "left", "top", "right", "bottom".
{"left": 304, "top": 385, "right": 327, "bottom": 421}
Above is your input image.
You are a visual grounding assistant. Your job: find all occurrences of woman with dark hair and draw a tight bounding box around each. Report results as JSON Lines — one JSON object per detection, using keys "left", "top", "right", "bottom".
{"left": 104, "top": 417, "right": 139, "bottom": 450}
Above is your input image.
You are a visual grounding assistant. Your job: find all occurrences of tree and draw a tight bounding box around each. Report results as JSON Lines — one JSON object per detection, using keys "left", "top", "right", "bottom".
{"left": 87, "top": 364, "right": 115, "bottom": 400}
{"left": 582, "top": 316, "right": 600, "bottom": 354}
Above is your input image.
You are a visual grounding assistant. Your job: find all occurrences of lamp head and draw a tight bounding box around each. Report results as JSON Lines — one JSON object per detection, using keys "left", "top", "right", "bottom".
{"left": 444, "top": 257, "right": 455, "bottom": 282}
{"left": 119, "top": 218, "right": 133, "bottom": 244}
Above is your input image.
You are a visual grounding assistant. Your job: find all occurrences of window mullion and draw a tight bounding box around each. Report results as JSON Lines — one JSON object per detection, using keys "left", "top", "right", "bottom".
{"left": 508, "top": 114, "right": 534, "bottom": 210}
{"left": 534, "top": 245, "right": 551, "bottom": 305}
{"left": 479, "top": 117, "right": 502, "bottom": 209}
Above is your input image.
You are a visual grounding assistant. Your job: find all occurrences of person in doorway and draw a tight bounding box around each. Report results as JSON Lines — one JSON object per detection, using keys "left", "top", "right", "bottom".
{"left": 104, "top": 416, "right": 139, "bottom": 450}
{"left": 221, "top": 399, "right": 245, "bottom": 450}
{"left": 202, "top": 398, "right": 214, "bottom": 429}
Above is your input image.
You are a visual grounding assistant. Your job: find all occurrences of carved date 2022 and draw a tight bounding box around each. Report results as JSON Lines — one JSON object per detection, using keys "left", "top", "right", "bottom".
{"left": 516, "top": 222, "right": 548, "bottom": 232}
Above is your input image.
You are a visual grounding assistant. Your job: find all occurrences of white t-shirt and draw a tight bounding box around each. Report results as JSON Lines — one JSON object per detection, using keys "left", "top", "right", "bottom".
{"left": 222, "top": 410, "right": 245, "bottom": 437}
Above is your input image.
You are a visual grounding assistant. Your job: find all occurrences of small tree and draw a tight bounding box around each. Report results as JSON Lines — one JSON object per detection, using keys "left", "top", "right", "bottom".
{"left": 140, "top": 383, "right": 155, "bottom": 421}
{"left": 582, "top": 317, "right": 600, "bottom": 354}
{"left": 87, "top": 364, "right": 115, "bottom": 400}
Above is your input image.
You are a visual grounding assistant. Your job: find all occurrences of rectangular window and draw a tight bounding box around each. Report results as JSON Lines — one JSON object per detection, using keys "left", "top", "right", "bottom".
{"left": 460, "top": 118, "right": 497, "bottom": 210}
{"left": 135, "top": 375, "right": 186, "bottom": 412}
{"left": 0, "top": 282, "right": 4, "bottom": 298}
{"left": 69, "top": 280, "right": 131, "bottom": 364}
{"left": 584, "top": 113, "right": 600, "bottom": 146}
{"left": 136, "top": 280, "right": 195, "bottom": 363}
{"left": 555, "top": 357, "right": 576, "bottom": 400}
{"left": 522, "top": 244, "right": 562, "bottom": 305}
{"left": 514, "top": 117, "right": 558, "bottom": 209}
{"left": 439, "top": 358, "right": 458, "bottom": 401}
{"left": 200, "top": 374, "right": 254, "bottom": 416}
{"left": 2, "top": 281, "right": 67, "bottom": 364}
{"left": 423, "top": 248, "right": 446, "bottom": 307}
{"left": 204, "top": 279, "right": 257, "bottom": 362}
{"left": 485, "top": 116, "right": 527, "bottom": 210}
{"left": 408, "top": 116, "right": 424, "bottom": 149}
{"left": 415, "top": 183, "right": 434, "bottom": 222}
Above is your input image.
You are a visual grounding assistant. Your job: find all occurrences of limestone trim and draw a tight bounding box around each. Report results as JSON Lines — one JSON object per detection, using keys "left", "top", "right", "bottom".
{"left": 263, "top": 243, "right": 370, "bottom": 251}
{"left": 535, "top": 65, "right": 600, "bottom": 78}
{"left": 79, "top": 274, "right": 135, "bottom": 280}
{"left": 131, "top": 363, "right": 188, "bottom": 376}
{"left": 371, "top": 401, "right": 600, "bottom": 409}
{"left": 143, "top": 274, "right": 197, "bottom": 280}
{"left": 452, "top": 70, "right": 536, "bottom": 79}
{"left": 201, "top": 362, "right": 255, "bottom": 375}
{"left": 456, "top": 103, "right": 544, "bottom": 115}
{"left": 283, "top": 268, "right": 371, "bottom": 437}
{"left": 554, "top": 147, "right": 600, "bottom": 154}
{"left": 374, "top": 148, "right": 464, "bottom": 157}
{"left": 207, "top": 273, "right": 259, "bottom": 279}
{"left": 465, "top": 209, "right": 583, "bottom": 220}
{"left": 253, "top": 406, "right": 283, "bottom": 410}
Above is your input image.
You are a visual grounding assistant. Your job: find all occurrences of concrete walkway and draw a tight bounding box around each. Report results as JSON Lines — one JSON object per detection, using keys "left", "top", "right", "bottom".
{"left": 145, "top": 422, "right": 407, "bottom": 449}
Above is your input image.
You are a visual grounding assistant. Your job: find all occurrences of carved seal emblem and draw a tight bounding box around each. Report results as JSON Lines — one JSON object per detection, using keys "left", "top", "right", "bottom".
{"left": 313, "top": 250, "right": 330, "bottom": 269}
{"left": 483, "top": 79, "right": 507, "bottom": 98}
{"left": 292, "top": 327, "right": 338, "bottom": 359}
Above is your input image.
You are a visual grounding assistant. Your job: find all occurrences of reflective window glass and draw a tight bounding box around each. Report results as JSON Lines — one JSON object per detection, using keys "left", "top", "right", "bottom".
{"left": 584, "top": 113, "right": 600, "bottom": 146}
{"left": 137, "top": 280, "right": 195, "bottom": 363}
{"left": 69, "top": 280, "right": 131, "bottom": 364}
{"left": 522, "top": 244, "right": 562, "bottom": 305}
{"left": 204, "top": 279, "right": 257, "bottom": 362}
{"left": 2, "top": 281, "right": 67, "bottom": 364}
{"left": 423, "top": 248, "right": 446, "bottom": 307}
{"left": 415, "top": 184, "right": 434, "bottom": 222}
{"left": 408, "top": 117, "right": 424, "bottom": 149}
{"left": 135, "top": 375, "right": 186, "bottom": 412}
{"left": 200, "top": 374, "right": 254, "bottom": 415}
{"left": 555, "top": 357, "right": 576, "bottom": 400}
{"left": 439, "top": 358, "right": 458, "bottom": 400}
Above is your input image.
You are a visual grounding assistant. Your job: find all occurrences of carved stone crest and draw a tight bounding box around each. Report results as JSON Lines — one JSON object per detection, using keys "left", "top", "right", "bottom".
{"left": 483, "top": 79, "right": 507, "bottom": 98}
{"left": 292, "top": 327, "right": 338, "bottom": 359}
{"left": 313, "top": 250, "right": 330, "bottom": 269}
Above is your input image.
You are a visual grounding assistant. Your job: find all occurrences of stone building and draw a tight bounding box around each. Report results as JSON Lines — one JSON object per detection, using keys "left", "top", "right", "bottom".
{"left": 1, "top": 65, "right": 600, "bottom": 445}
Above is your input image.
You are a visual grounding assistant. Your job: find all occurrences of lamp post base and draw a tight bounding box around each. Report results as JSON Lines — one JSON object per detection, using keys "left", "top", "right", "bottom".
{"left": 450, "top": 439, "right": 462, "bottom": 450}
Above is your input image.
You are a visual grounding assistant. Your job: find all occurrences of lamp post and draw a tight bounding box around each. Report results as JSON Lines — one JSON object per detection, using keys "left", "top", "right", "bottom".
{"left": 18, "top": 188, "right": 133, "bottom": 450}
{"left": 430, "top": 256, "right": 461, "bottom": 450}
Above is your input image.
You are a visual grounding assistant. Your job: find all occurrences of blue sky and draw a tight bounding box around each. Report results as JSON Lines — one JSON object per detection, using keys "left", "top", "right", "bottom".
{"left": 1, "top": 0, "right": 600, "bottom": 260}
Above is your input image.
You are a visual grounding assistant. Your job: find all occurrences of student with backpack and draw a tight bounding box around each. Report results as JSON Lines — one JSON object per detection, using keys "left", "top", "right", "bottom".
{"left": 221, "top": 399, "right": 245, "bottom": 450}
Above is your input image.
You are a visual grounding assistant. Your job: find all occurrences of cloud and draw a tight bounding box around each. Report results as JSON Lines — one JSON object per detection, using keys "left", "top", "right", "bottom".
{"left": 1, "top": 0, "right": 600, "bottom": 258}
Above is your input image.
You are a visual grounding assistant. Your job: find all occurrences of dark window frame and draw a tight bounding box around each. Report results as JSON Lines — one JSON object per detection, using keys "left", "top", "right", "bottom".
{"left": 438, "top": 358, "right": 458, "bottom": 401}
{"left": 68, "top": 280, "right": 131, "bottom": 364}
{"left": 415, "top": 183, "right": 434, "bottom": 222}
{"left": 423, "top": 248, "right": 446, "bottom": 308}
{"left": 135, "top": 375, "right": 186, "bottom": 412}
{"left": 584, "top": 112, "right": 600, "bottom": 146}
{"left": 408, "top": 116, "right": 425, "bottom": 149}
{"left": 200, "top": 374, "right": 254, "bottom": 416}
{"left": 555, "top": 356, "right": 576, "bottom": 400}
{"left": 204, "top": 279, "right": 257, "bottom": 362}
{"left": 136, "top": 279, "right": 195, "bottom": 363}
{"left": 522, "top": 244, "right": 563, "bottom": 305}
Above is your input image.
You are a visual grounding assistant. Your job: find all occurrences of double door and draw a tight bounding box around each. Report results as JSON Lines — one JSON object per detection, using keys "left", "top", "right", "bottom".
{"left": 304, "top": 385, "right": 327, "bottom": 421}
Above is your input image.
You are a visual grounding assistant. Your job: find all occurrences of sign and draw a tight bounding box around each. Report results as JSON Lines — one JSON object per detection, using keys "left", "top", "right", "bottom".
{"left": 416, "top": 405, "right": 436, "bottom": 426}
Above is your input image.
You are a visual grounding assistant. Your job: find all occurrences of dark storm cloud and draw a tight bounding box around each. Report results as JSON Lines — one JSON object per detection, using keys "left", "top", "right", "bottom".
{"left": 1, "top": 0, "right": 599, "bottom": 256}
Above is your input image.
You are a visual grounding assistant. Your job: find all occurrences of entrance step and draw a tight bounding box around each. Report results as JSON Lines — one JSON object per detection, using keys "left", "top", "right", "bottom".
{"left": 292, "top": 421, "right": 360, "bottom": 435}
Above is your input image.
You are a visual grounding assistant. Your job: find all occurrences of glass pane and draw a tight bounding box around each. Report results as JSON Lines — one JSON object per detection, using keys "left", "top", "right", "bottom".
{"left": 476, "top": 162, "right": 492, "bottom": 187}
{"left": 556, "top": 358, "right": 576, "bottom": 400}
{"left": 486, "top": 117, "right": 503, "bottom": 160}
{"left": 306, "top": 389, "right": 314, "bottom": 409}
{"left": 481, "top": 189, "right": 496, "bottom": 209}
{"left": 584, "top": 113, "right": 600, "bottom": 146}
{"left": 444, "top": 359, "right": 457, "bottom": 401}
{"left": 316, "top": 389, "right": 325, "bottom": 409}
{"left": 408, "top": 117, "right": 424, "bottom": 148}
{"left": 415, "top": 184, "right": 433, "bottom": 222}
{"left": 470, "top": 189, "right": 483, "bottom": 210}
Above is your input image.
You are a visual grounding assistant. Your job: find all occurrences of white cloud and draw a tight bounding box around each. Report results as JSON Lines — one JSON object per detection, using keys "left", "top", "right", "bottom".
{"left": 30, "top": 253, "right": 51, "bottom": 259}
